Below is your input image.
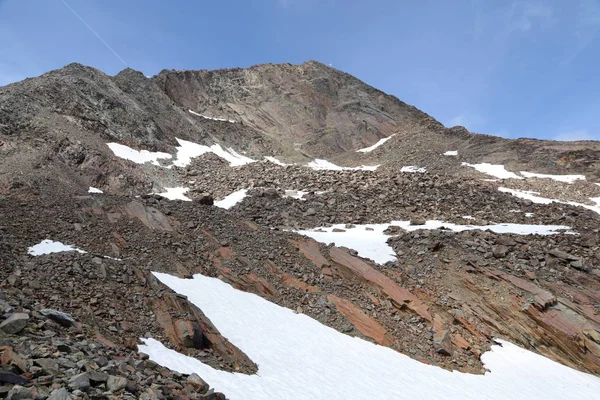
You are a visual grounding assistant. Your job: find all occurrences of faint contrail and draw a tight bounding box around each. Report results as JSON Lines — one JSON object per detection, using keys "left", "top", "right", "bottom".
{"left": 60, "top": 0, "right": 128, "bottom": 67}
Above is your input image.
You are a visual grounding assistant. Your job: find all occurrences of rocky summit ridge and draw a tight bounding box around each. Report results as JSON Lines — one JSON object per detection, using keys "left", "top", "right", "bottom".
{"left": 1, "top": 61, "right": 600, "bottom": 399}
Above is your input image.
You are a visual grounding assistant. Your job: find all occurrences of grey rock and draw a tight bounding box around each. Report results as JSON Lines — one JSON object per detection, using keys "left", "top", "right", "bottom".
{"left": 68, "top": 372, "right": 90, "bottom": 391}
{"left": 40, "top": 309, "right": 75, "bottom": 327}
{"left": 47, "top": 388, "right": 72, "bottom": 400}
{"left": 492, "top": 245, "right": 509, "bottom": 258}
{"left": 6, "top": 385, "right": 37, "bottom": 400}
{"left": 106, "top": 375, "right": 128, "bottom": 392}
{"left": 89, "top": 370, "right": 108, "bottom": 383}
{"left": 34, "top": 358, "right": 60, "bottom": 376}
{"left": 187, "top": 373, "right": 208, "bottom": 391}
{"left": 0, "top": 313, "right": 29, "bottom": 334}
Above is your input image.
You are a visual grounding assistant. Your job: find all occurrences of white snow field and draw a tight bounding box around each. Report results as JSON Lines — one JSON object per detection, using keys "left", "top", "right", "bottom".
{"left": 214, "top": 189, "right": 249, "bottom": 210}
{"left": 356, "top": 135, "right": 394, "bottom": 153}
{"left": 106, "top": 143, "right": 172, "bottom": 166}
{"left": 461, "top": 162, "right": 523, "bottom": 180}
{"left": 307, "top": 159, "right": 379, "bottom": 171}
{"left": 520, "top": 171, "right": 586, "bottom": 183}
{"left": 139, "top": 273, "right": 600, "bottom": 400}
{"left": 155, "top": 187, "right": 192, "bottom": 201}
{"left": 499, "top": 187, "right": 600, "bottom": 216}
{"left": 189, "top": 109, "right": 235, "bottom": 123}
{"left": 173, "top": 138, "right": 255, "bottom": 167}
{"left": 444, "top": 150, "right": 458, "bottom": 156}
{"left": 28, "top": 240, "right": 87, "bottom": 256}
{"left": 296, "top": 221, "right": 573, "bottom": 264}
{"left": 88, "top": 187, "right": 103, "bottom": 194}
{"left": 400, "top": 166, "right": 427, "bottom": 173}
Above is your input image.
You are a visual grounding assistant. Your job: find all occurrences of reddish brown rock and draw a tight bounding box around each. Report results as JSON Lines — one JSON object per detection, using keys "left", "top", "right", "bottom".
{"left": 483, "top": 267, "right": 556, "bottom": 310}
{"left": 329, "top": 247, "right": 431, "bottom": 321}
{"left": 0, "top": 346, "right": 27, "bottom": 373}
{"left": 290, "top": 238, "right": 329, "bottom": 269}
{"left": 327, "top": 294, "right": 395, "bottom": 346}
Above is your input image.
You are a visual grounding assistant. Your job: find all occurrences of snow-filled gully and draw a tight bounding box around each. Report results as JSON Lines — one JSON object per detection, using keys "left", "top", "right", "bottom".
{"left": 139, "top": 273, "right": 600, "bottom": 400}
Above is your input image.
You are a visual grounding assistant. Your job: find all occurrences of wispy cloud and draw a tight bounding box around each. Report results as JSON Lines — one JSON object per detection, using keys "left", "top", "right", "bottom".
{"left": 553, "top": 130, "right": 597, "bottom": 141}
{"left": 562, "top": 0, "right": 600, "bottom": 65}
{"left": 507, "top": 0, "right": 555, "bottom": 33}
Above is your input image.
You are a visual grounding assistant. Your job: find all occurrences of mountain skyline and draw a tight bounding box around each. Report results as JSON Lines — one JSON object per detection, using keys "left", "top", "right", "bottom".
{"left": 1, "top": 0, "right": 599, "bottom": 141}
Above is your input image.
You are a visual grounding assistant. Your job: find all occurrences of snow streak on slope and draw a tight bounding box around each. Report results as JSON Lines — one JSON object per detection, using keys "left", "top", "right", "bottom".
{"left": 264, "top": 156, "right": 290, "bottom": 166}
{"left": 28, "top": 240, "right": 87, "bottom": 256}
{"left": 461, "top": 163, "right": 523, "bottom": 180}
{"left": 401, "top": 166, "right": 427, "bottom": 173}
{"left": 297, "top": 221, "right": 573, "bottom": 264}
{"left": 520, "top": 171, "right": 586, "bottom": 183}
{"left": 106, "top": 143, "right": 172, "bottom": 166}
{"left": 214, "top": 189, "right": 248, "bottom": 209}
{"left": 189, "top": 109, "right": 235, "bottom": 123}
{"left": 444, "top": 150, "right": 458, "bottom": 156}
{"left": 140, "top": 273, "right": 600, "bottom": 400}
{"left": 88, "top": 187, "right": 103, "bottom": 194}
{"left": 173, "top": 138, "right": 255, "bottom": 167}
{"left": 499, "top": 187, "right": 600, "bottom": 216}
{"left": 356, "top": 135, "right": 394, "bottom": 153}
{"left": 307, "top": 159, "right": 379, "bottom": 171}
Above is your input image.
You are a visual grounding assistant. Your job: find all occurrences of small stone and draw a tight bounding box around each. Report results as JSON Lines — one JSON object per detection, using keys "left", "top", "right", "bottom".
{"left": 304, "top": 208, "right": 316, "bottom": 216}
{"left": 492, "top": 245, "right": 509, "bottom": 259}
{"left": 433, "top": 329, "right": 453, "bottom": 356}
{"left": 187, "top": 373, "right": 208, "bottom": 391}
{"left": 0, "top": 313, "right": 29, "bottom": 334}
{"left": 410, "top": 218, "right": 426, "bottom": 226}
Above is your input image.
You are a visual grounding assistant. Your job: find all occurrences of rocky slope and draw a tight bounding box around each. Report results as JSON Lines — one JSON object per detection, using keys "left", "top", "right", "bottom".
{"left": 1, "top": 61, "right": 600, "bottom": 398}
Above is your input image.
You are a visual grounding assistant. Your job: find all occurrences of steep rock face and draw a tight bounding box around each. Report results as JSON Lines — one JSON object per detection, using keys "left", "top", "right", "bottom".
{"left": 153, "top": 61, "right": 439, "bottom": 159}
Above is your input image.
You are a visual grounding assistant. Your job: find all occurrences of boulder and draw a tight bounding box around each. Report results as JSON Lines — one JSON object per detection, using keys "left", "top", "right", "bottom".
{"left": 0, "top": 313, "right": 29, "bottom": 334}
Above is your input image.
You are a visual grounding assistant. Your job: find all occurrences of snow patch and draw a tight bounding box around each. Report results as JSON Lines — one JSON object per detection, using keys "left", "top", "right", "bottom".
{"left": 462, "top": 162, "right": 523, "bottom": 180}
{"left": 307, "top": 159, "right": 379, "bottom": 171}
{"left": 462, "top": 216, "right": 475, "bottom": 220}
{"left": 139, "top": 273, "right": 600, "bottom": 400}
{"left": 356, "top": 135, "right": 394, "bottom": 153}
{"left": 106, "top": 143, "right": 172, "bottom": 166}
{"left": 189, "top": 109, "right": 235, "bottom": 123}
{"left": 283, "top": 190, "right": 308, "bottom": 200}
{"left": 297, "top": 221, "right": 572, "bottom": 264}
{"left": 214, "top": 189, "right": 248, "bottom": 210}
{"left": 156, "top": 187, "right": 192, "bottom": 201}
{"left": 520, "top": 171, "right": 586, "bottom": 184}
{"left": 28, "top": 240, "right": 86, "bottom": 256}
{"left": 88, "top": 187, "right": 103, "bottom": 194}
{"left": 401, "top": 166, "right": 427, "bottom": 173}
{"left": 264, "top": 156, "right": 290, "bottom": 166}
{"left": 174, "top": 138, "right": 255, "bottom": 167}
{"left": 444, "top": 150, "right": 458, "bottom": 156}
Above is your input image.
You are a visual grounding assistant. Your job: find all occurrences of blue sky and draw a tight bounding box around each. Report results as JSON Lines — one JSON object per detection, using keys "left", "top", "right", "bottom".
{"left": 1, "top": 0, "right": 599, "bottom": 140}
